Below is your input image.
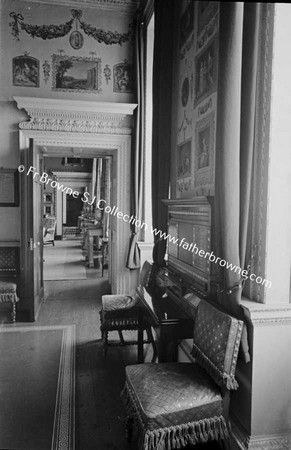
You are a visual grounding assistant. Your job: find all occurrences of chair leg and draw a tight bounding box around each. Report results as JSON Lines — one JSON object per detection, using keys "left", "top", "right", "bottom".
{"left": 118, "top": 330, "right": 125, "bottom": 345}
{"left": 12, "top": 301, "right": 16, "bottom": 323}
{"left": 146, "top": 327, "right": 157, "bottom": 363}
{"left": 102, "top": 330, "right": 108, "bottom": 358}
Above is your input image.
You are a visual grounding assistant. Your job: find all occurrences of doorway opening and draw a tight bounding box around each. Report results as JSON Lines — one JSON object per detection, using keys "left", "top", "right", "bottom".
{"left": 42, "top": 153, "right": 112, "bottom": 284}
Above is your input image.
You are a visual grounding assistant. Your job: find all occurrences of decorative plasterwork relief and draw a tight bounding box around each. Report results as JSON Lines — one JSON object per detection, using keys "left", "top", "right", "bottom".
{"left": 13, "top": 97, "right": 137, "bottom": 135}
{"left": 19, "top": 0, "right": 139, "bottom": 13}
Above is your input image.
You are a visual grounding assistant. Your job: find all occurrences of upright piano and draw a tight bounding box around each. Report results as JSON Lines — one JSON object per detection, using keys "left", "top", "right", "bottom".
{"left": 136, "top": 267, "right": 203, "bottom": 363}
{"left": 137, "top": 198, "right": 216, "bottom": 363}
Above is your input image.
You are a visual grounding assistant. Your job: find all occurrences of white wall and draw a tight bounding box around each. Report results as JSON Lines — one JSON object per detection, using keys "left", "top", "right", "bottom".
{"left": 0, "top": 0, "right": 134, "bottom": 241}
{"left": 265, "top": 3, "right": 291, "bottom": 304}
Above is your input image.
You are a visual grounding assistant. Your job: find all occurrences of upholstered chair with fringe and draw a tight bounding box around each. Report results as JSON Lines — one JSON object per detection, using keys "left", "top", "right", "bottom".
{"left": 100, "top": 260, "right": 157, "bottom": 362}
{"left": 122, "top": 300, "right": 243, "bottom": 450}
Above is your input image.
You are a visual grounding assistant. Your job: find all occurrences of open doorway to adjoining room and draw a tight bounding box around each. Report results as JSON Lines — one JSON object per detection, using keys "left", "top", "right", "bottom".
{"left": 42, "top": 152, "right": 112, "bottom": 285}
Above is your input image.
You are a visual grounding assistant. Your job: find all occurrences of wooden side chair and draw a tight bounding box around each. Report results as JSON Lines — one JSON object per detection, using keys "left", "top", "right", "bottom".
{"left": 43, "top": 216, "right": 57, "bottom": 246}
{"left": 0, "top": 246, "right": 20, "bottom": 322}
{"left": 122, "top": 300, "right": 243, "bottom": 450}
{"left": 99, "top": 261, "right": 157, "bottom": 362}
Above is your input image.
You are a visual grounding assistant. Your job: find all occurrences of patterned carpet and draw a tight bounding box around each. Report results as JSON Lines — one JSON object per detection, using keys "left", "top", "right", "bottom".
{"left": 0, "top": 325, "right": 75, "bottom": 450}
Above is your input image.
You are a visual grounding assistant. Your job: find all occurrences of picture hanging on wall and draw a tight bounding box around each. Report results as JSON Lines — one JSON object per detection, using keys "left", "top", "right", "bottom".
{"left": 177, "top": 140, "right": 191, "bottom": 179}
{"left": 0, "top": 169, "right": 19, "bottom": 206}
{"left": 180, "top": 2, "right": 194, "bottom": 49}
{"left": 181, "top": 77, "right": 190, "bottom": 107}
{"left": 52, "top": 54, "right": 101, "bottom": 93}
{"left": 12, "top": 54, "right": 39, "bottom": 87}
{"left": 194, "top": 37, "right": 218, "bottom": 106}
{"left": 69, "top": 30, "right": 84, "bottom": 50}
{"left": 194, "top": 113, "right": 215, "bottom": 195}
{"left": 176, "top": 139, "right": 192, "bottom": 195}
{"left": 44, "top": 193, "right": 52, "bottom": 203}
{"left": 197, "top": 1, "right": 219, "bottom": 35}
{"left": 113, "top": 62, "right": 133, "bottom": 93}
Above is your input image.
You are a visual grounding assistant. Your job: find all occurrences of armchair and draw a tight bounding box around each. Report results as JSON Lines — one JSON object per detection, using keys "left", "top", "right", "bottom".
{"left": 122, "top": 300, "right": 243, "bottom": 450}
{"left": 43, "top": 217, "right": 57, "bottom": 246}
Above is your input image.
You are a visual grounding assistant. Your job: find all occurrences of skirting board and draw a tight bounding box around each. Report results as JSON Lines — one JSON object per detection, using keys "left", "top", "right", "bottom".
{"left": 178, "top": 341, "right": 291, "bottom": 450}
{"left": 231, "top": 419, "right": 291, "bottom": 450}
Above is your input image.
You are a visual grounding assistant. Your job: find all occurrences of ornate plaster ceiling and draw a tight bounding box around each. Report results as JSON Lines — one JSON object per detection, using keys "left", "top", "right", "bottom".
{"left": 20, "top": 0, "right": 140, "bottom": 13}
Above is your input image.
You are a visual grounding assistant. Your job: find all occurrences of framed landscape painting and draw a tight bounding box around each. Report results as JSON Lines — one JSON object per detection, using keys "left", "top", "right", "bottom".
{"left": 52, "top": 54, "right": 101, "bottom": 93}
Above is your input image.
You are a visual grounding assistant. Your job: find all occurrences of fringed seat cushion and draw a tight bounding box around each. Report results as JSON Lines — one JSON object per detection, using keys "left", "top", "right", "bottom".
{"left": 191, "top": 301, "right": 243, "bottom": 390}
{"left": 101, "top": 294, "right": 139, "bottom": 329}
{"left": 100, "top": 294, "right": 153, "bottom": 330}
{"left": 102, "top": 294, "right": 138, "bottom": 315}
{"left": 122, "top": 363, "right": 228, "bottom": 450}
{"left": 0, "top": 282, "right": 19, "bottom": 303}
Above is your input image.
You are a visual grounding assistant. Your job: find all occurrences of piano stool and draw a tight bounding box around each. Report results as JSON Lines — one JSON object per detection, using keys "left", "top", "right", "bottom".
{"left": 99, "top": 293, "right": 157, "bottom": 362}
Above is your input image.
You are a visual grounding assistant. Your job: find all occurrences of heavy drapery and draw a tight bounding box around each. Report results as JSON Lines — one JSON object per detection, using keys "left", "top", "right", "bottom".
{"left": 126, "top": 18, "right": 145, "bottom": 269}
{"left": 215, "top": 3, "right": 260, "bottom": 362}
{"left": 151, "top": 0, "right": 174, "bottom": 236}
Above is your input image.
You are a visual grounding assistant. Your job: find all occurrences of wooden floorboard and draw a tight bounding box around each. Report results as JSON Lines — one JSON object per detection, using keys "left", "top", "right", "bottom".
{"left": 1, "top": 240, "right": 221, "bottom": 449}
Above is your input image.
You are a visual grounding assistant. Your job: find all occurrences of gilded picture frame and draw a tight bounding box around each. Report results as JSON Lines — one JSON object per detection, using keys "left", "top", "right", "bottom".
{"left": 194, "top": 113, "right": 215, "bottom": 195}
{"left": 180, "top": 2, "right": 194, "bottom": 49}
{"left": 0, "top": 169, "right": 19, "bottom": 206}
{"left": 194, "top": 37, "right": 218, "bottom": 106}
{"left": 52, "top": 54, "right": 101, "bottom": 93}
{"left": 12, "top": 55, "right": 39, "bottom": 88}
{"left": 113, "top": 63, "right": 133, "bottom": 93}
{"left": 176, "top": 139, "right": 192, "bottom": 196}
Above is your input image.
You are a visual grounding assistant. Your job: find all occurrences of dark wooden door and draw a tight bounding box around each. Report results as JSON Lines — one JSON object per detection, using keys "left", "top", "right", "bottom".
{"left": 20, "top": 140, "right": 44, "bottom": 321}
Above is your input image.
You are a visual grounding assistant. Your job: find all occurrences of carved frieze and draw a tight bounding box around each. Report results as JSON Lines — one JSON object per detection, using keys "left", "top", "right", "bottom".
{"left": 14, "top": 97, "right": 137, "bottom": 134}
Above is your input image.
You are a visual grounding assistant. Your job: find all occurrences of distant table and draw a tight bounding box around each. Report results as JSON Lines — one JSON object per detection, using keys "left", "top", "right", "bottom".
{"left": 86, "top": 228, "right": 103, "bottom": 268}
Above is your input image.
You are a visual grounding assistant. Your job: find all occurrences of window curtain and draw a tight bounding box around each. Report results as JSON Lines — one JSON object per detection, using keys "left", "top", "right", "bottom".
{"left": 215, "top": 2, "right": 260, "bottom": 363}
{"left": 126, "top": 18, "right": 145, "bottom": 269}
{"left": 151, "top": 0, "right": 174, "bottom": 236}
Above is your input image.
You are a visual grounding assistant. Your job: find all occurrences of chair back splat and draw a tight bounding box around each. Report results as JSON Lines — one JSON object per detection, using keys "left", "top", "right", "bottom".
{"left": 122, "top": 300, "right": 243, "bottom": 450}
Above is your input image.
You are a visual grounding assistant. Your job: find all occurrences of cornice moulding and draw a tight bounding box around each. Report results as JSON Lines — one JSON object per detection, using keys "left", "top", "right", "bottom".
{"left": 17, "top": 0, "right": 140, "bottom": 13}
{"left": 13, "top": 97, "right": 137, "bottom": 135}
{"left": 13, "top": 97, "right": 137, "bottom": 115}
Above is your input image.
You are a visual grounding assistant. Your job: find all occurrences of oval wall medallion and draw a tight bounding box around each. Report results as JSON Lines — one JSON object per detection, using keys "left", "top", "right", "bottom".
{"left": 181, "top": 77, "right": 190, "bottom": 107}
{"left": 69, "top": 31, "right": 84, "bottom": 50}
